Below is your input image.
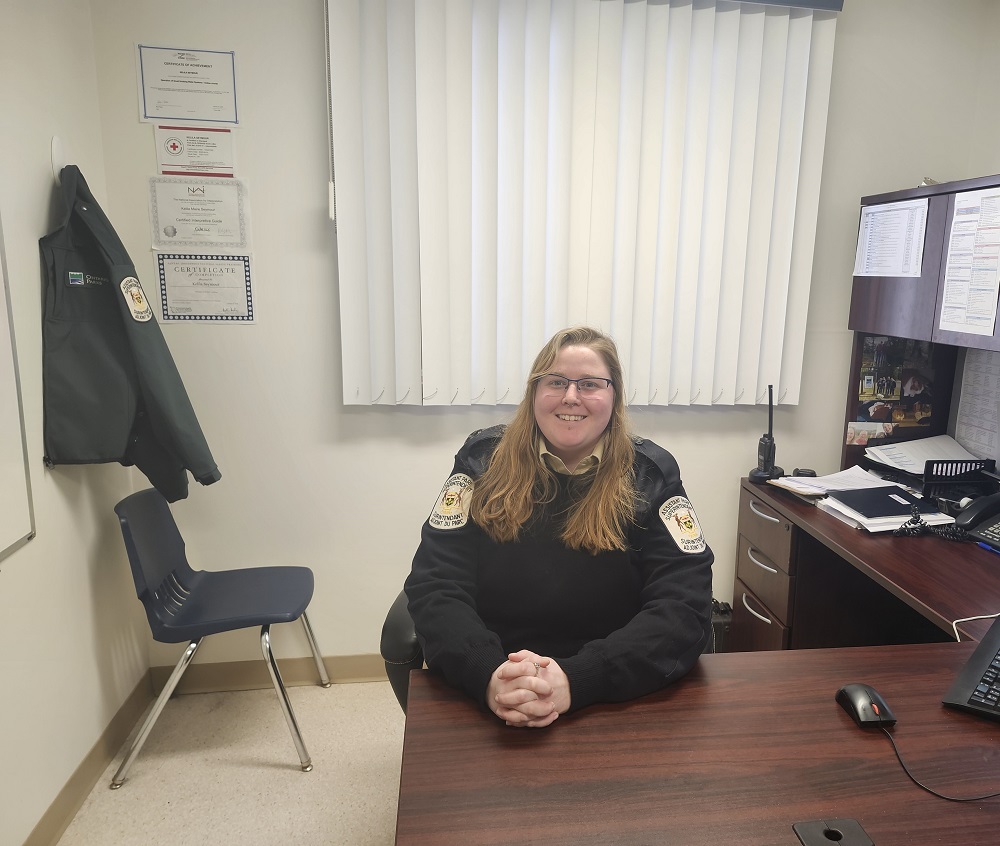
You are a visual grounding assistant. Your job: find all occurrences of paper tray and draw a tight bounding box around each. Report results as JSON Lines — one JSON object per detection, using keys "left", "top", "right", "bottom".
{"left": 861, "top": 457, "right": 998, "bottom": 502}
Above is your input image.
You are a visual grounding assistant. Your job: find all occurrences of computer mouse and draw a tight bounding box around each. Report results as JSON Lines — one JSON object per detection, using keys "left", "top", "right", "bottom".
{"left": 835, "top": 682, "right": 897, "bottom": 728}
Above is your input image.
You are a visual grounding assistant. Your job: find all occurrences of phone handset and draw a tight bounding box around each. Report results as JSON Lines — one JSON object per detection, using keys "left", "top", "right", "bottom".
{"left": 955, "top": 491, "right": 1000, "bottom": 531}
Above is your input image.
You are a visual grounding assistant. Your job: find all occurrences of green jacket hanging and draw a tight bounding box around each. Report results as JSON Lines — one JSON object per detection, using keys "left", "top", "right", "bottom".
{"left": 39, "top": 164, "right": 221, "bottom": 501}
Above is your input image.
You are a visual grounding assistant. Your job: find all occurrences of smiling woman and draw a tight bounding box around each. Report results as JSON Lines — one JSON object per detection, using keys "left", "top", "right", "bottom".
{"left": 404, "top": 326, "right": 715, "bottom": 728}
{"left": 532, "top": 345, "right": 615, "bottom": 472}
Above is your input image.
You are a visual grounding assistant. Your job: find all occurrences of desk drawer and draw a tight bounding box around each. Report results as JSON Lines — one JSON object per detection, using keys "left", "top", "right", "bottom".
{"left": 729, "top": 579, "right": 790, "bottom": 652}
{"left": 736, "top": 535, "right": 794, "bottom": 625}
{"left": 738, "top": 487, "right": 794, "bottom": 571}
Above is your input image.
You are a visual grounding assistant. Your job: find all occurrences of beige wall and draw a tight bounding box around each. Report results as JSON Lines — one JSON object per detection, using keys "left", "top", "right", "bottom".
{"left": 0, "top": 3, "right": 149, "bottom": 845}
{"left": 3, "top": 1, "right": 1000, "bottom": 843}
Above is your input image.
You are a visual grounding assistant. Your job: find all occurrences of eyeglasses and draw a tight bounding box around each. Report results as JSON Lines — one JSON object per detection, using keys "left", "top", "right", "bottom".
{"left": 537, "top": 374, "right": 614, "bottom": 395}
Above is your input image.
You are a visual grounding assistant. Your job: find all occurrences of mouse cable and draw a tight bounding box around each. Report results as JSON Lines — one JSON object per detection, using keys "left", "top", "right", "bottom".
{"left": 881, "top": 727, "right": 1000, "bottom": 802}
{"left": 950, "top": 612, "right": 1000, "bottom": 642}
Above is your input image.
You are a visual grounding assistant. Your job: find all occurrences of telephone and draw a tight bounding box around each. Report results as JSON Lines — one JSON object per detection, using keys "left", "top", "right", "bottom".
{"left": 955, "top": 492, "right": 1000, "bottom": 550}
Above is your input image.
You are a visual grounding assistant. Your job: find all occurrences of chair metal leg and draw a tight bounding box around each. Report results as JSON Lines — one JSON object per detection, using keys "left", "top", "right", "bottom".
{"left": 300, "top": 611, "right": 331, "bottom": 687}
{"left": 111, "top": 639, "right": 202, "bottom": 789}
{"left": 261, "top": 624, "right": 312, "bottom": 772}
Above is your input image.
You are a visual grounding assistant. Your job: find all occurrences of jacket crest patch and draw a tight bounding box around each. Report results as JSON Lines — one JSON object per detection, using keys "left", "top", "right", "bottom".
{"left": 120, "top": 277, "right": 152, "bottom": 322}
{"left": 429, "top": 473, "right": 473, "bottom": 529}
{"left": 659, "top": 496, "right": 706, "bottom": 553}
{"left": 68, "top": 271, "right": 106, "bottom": 287}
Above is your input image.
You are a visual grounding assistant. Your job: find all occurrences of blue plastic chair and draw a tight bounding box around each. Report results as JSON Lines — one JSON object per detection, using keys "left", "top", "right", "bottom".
{"left": 111, "top": 489, "right": 331, "bottom": 789}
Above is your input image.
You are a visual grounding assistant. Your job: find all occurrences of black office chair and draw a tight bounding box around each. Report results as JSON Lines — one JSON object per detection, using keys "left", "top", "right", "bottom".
{"left": 379, "top": 589, "right": 724, "bottom": 713}
{"left": 380, "top": 590, "right": 424, "bottom": 712}
{"left": 111, "top": 489, "right": 331, "bottom": 788}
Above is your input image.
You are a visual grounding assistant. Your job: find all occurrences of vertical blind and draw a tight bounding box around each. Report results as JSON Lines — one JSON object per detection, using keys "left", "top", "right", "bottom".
{"left": 327, "top": 0, "right": 838, "bottom": 407}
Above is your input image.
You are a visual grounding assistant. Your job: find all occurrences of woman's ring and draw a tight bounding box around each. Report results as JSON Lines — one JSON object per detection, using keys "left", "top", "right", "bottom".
{"left": 533, "top": 662, "right": 541, "bottom": 676}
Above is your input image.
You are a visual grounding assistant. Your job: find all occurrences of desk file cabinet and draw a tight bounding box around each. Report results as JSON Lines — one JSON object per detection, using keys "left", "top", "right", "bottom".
{"left": 727, "top": 479, "right": 954, "bottom": 652}
{"left": 730, "top": 485, "right": 796, "bottom": 651}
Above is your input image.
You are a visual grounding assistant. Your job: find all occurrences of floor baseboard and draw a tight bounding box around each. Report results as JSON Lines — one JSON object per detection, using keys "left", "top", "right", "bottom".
{"left": 150, "top": 652, "right": 386, "bottom": 694}
{"left": 23, "top": 674, "right": 153, "bottom": 846}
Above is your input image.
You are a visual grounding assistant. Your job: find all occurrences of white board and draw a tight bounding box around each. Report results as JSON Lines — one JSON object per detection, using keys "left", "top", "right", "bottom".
{"left": 0, "top": 207, "right": 35, "bottom": 562}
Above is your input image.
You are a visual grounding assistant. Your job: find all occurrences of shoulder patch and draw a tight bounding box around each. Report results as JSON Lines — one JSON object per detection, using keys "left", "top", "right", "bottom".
{"left": 428, "top": 473, "right": 474, "bottom": 530}
{"left": 120, "top": 276, "right": 152, "bottom": 322}
{"left": 659, "top": 496, "right": 706, "bottom": 554}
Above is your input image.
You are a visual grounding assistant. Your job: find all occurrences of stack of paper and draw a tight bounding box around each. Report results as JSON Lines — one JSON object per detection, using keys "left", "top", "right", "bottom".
{"left": 767, "top": 465, "right": 900, "bottom": 498}
{"left": 816, "top": 486, "right": 954, "bottom": 532}
{"left": 864, "top": 435, "right": 979, "bottom": 474}
{"left": 764, "top": 465, "right": 954, "bottom": 531}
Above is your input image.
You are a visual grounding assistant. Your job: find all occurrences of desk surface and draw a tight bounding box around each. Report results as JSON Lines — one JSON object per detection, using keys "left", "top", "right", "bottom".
{"left": 745, "top": 479, "right": 1000, "bottom": 642}
{"left": 396, "top": 645, "right": 1000, "bottom": 846}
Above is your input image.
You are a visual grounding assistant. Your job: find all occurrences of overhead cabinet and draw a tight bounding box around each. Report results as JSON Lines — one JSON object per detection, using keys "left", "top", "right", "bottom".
{"left": 850, "top": 173, "right": 1000, "bottom": 350}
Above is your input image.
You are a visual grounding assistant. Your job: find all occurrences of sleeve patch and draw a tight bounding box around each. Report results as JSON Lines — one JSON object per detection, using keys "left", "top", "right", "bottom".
{"left": 428, "top": 473, "right": 474, "bottom": 529}
{"left": 120, "top": 277, "right": 152, "bottom": 322}
{"left": 659, "top": 496, "right": 706, "bottom": 554}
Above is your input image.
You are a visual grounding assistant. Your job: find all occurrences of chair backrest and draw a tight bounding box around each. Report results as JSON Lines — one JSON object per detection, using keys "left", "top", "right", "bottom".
{"left": 115, "top": 489, "right": 197, "bottom": 640}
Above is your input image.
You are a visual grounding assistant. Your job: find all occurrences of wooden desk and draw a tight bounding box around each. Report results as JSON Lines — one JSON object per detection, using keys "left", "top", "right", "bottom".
{"left": 734, "top": 479, "right": 1000, "bottom": 646}
{"left": 396, "top": 645, "right": 1000, "bottom": 846}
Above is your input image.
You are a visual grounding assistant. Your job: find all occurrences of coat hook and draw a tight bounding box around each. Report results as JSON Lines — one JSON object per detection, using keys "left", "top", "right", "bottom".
{"left": 51, "top": 136, "right": 69, "bottom": 185}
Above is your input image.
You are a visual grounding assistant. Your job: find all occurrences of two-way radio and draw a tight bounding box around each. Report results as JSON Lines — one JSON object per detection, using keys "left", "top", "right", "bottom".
{"left": 748, "top": 384, "right": 783, "bottom": 483}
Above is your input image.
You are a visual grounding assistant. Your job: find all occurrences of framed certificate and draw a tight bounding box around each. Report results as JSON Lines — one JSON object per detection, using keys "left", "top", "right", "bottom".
{"left": 149, "top": 176, "right": 251, "bottom": 252}
{"left": 137, "top": 45, "right": 238, "bottom": 124}
{"left": 156, "top": 254, "right": 254, "bottom": 322}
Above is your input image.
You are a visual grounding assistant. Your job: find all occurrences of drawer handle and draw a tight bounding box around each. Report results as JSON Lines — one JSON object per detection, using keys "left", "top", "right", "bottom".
{"left": 747, "top": 547, "right": 778, "bottom": 574}
{"left": 748, "top": 500, "right": 780, "bottom": 524}
{"left": 742, "top": 592, "right": 772, "bottom": 625}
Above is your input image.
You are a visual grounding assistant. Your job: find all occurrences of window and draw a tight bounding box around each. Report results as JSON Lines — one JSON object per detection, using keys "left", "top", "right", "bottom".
{"left": 327, "top": 0, "right": 839, "bottom": 406}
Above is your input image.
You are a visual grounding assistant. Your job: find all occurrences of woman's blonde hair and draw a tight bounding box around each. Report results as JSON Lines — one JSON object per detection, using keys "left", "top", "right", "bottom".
{"left": 470, "top": 326, "right": 636, "bottom": 553}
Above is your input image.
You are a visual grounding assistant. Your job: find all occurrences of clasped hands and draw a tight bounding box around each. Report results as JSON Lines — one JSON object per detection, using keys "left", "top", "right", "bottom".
{"left": 486, "top": 649, "right": 571, "bottom": 728}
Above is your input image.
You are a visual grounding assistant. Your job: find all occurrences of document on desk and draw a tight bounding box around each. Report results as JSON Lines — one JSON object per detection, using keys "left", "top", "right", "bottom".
{"left": 817, "top": 494, "right": 953, "bottom": 532}
{"left": 864, "top": 434, "right": 978, "bottom": 473}
{"left": 767, "top": 466, "right": 898, "bottom": 497}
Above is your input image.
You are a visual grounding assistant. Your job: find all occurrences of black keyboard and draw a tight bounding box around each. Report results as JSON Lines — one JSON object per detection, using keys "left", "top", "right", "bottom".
{"left": 968, "top": 650, "right": 1000, "bottom": 710}
{"left": 944, "top": 616, "right": 1000, "bottom": 721}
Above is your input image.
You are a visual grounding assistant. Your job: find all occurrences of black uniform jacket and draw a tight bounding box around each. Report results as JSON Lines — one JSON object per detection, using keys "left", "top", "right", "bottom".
{"left": 39, "top": 165, "right": 220, "bottom": 501}
{"left": 405, "top": 425, "right": 714, "bottom": 713}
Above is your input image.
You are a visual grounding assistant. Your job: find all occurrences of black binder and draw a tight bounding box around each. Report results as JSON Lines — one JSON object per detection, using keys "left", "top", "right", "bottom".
{"left": 826, "top": 486, "right": 935, "bottom": 519}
